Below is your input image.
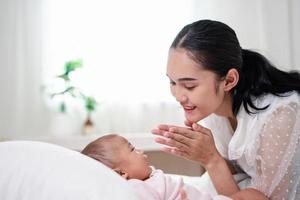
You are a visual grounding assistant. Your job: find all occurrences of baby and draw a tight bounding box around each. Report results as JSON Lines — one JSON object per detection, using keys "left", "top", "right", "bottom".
{"left": 81, "top": 134, "right": 231, "bottom": 200}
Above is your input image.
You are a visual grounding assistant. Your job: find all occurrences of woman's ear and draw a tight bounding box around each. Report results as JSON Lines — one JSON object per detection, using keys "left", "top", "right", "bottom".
{"left": 223, "top": 68, "right": 239, "bottom": 91}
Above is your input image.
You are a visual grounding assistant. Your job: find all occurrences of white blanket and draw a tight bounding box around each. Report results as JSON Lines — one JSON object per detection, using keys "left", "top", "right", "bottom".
{"left": 0, "top": 141, "right": 138, "bottom": 200}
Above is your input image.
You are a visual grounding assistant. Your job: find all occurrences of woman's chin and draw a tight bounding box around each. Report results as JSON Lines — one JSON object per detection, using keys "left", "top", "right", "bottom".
{"left": 185, "top": 113, "right": 204, "bottom": 123}
{"left": 184, "top": 115, "right": 198, "bottom": 123}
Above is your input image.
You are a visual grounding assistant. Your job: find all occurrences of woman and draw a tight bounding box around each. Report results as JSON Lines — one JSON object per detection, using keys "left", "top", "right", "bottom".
{"left": 152, "top": 19, "right": 300, "bottom": 200}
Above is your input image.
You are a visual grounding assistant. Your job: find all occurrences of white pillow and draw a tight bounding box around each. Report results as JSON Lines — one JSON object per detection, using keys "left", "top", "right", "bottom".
{"left": 0, "top": 141, "right": 138, "bottom": 200}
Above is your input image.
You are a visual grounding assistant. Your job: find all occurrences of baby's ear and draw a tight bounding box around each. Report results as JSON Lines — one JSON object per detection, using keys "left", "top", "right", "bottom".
{"left": 114, "top": 168, "right": 129, "bottom": 180}
{"left": 120, "top": 171, "right": 129, "bottom": 180}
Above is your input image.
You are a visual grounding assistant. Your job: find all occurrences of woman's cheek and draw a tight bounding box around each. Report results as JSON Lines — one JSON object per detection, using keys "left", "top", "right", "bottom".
{"left": 170, "top": 86, "right": 175, "bottom": 97}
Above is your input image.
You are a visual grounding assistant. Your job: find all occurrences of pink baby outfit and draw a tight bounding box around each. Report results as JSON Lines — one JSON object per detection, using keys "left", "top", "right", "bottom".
{"left": 128, "top": 168, "right": 231, "bottom": 200}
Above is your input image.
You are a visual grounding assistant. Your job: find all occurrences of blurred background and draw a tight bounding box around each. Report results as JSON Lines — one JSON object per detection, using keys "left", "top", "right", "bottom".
{"left": 0, "top": 0, "right": 299, "bottom": 138}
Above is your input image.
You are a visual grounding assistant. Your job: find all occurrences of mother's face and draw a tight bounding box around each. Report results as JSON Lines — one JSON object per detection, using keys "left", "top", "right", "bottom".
{"left": 166, "top": 48, "right": 226, "bottom": 122}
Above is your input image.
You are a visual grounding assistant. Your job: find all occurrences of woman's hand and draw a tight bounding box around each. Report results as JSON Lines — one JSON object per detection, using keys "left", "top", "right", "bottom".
{"left": 151, "top": 121, "right": 222, "bottom": 168}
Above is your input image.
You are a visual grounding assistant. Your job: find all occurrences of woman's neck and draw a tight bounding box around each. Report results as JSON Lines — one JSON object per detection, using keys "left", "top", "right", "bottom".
{"left": 215, "top": 92, "right": 235, "bottom": 117}
{"left": 215, "top": 92, "right": 237, "bottom": 130}
{"left": 228, "top": 116, "right": 237, "bottom": 131}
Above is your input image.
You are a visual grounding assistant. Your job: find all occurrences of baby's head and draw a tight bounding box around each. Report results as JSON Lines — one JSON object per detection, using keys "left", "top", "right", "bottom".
{"left": 81, "top": 134, "right": 152, "bottom": 180}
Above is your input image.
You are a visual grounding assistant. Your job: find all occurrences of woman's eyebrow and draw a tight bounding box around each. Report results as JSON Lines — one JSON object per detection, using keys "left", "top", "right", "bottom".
{"left": 177, "top": 77, "right": 198, "bottom": 82}
{"left": 166, "top": 74, "right": 198, "bottom": 82}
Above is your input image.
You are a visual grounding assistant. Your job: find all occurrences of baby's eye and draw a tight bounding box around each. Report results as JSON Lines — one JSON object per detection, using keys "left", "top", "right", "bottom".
{"left": 169, "top": 81, "right": 176, "bottom": 86}
{"left": 131, "top": 147, "right": 135, "bottom": 152}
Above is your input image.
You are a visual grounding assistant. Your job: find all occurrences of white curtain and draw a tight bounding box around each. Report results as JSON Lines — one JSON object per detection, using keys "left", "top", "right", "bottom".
{"left": 0, "top": 0, "right": 50, "bottom": 137}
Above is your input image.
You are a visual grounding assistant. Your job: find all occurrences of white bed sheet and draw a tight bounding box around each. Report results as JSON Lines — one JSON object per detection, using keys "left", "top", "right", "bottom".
{"left": 0, "top": 141, "right": 138, "bottom": 200}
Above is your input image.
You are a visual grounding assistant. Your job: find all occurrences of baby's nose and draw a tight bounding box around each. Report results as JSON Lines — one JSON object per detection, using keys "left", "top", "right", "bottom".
{"left": 143, "top": 153, "right": 148, "bottom": 158}
{"left": 137, "top": 149, "right": 144, "bottom": 154}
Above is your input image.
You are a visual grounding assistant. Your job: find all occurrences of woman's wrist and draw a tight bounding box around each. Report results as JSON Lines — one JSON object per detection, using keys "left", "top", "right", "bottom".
{"left": 204, "top": 153, "right": 240, "bottom": 196}
{"left": 204, "top": 153, "right": 224, "bottom": 171}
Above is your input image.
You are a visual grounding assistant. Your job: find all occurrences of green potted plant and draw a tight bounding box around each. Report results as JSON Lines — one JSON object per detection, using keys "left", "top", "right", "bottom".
{"left": 49, "top": 59, "right": 98, "bottom": 135}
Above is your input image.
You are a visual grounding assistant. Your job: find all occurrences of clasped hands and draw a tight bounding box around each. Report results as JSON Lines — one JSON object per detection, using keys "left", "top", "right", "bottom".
{"left": 151, "top": 120, "right": 221, "bottom": 168}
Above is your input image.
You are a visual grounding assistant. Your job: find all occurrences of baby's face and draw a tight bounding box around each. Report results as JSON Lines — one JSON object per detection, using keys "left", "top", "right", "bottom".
{"left": 116, "top": 136, "right": 152, "bottom": 180}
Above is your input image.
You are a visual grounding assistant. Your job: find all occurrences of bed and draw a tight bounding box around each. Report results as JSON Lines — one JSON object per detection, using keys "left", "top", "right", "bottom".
{"left": 0, "top": 140, "right": 250, "bottom": 200}
{"left": 0, "top": 141, "right": 138, "bottom": 200}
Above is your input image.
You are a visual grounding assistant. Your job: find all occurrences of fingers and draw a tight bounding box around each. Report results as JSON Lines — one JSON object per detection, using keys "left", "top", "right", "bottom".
{"left": 152, "top": 123, "right": 212, "bottom": 159}
{"left": 169, "top": 126, "right": 198, "bottom": 139}
{"left": 155, "top": 136, "right": 189, "bottom": 151}
{"left": 151, "top": 124, "right": 175, "bottom": 136}
{"left": 158, "top": 124, "right": 172, "bottom": 131}
{"left": 151, "top": 128, "right": 167, "bottom": 137}
{"left": 151, "top": 125, "right": 168, "bottom": 137}
{"left": 169, "top": 132, "right": 193, "bottom": 146}
{"left": 153, "top": 125, "right": 195, "bottom": 147}
{"left": 191, "top": 123, "right": 211, "bottom": 135}
{"left": 184, "top": 120, "right": 193, "bottom": 127}
{"left": 162, "top": 146, "right": 179, "bottom": 154}
{"left": 162, "top": 146, "right": 189, "bottom": 158}
{"left": 152, "top": 123, "right": 208, "bottom": 147}
{"left": 152, "top": 122, "right": 217, "bottom": 164}
{"left": 153, "top": 123, "right": 209, "bottom": 134}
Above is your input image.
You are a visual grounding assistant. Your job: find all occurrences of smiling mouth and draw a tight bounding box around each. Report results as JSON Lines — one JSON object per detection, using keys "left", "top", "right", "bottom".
{"left": 183, "top": 106, "right": 196, "bottom": 112}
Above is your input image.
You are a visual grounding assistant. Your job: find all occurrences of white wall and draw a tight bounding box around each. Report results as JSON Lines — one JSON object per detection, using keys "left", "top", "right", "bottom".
{"left": 260, "top": 0, "right": 293, "bottom": 70}
{"left": 291, "top": 0, "right": 300, "bottom": 69}
{"left": 192, "top": 0, "right": 300, "bottom": 70}
{"left": 192, "top": 0, "right": 264, "bottom": 51}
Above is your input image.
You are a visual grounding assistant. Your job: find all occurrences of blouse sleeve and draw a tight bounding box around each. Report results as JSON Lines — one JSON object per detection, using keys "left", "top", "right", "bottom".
{"left": 251, "top": 101, "right": 300, "bottom": 199}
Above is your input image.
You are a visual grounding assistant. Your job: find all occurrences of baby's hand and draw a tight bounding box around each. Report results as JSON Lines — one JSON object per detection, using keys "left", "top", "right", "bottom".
{"left": 180, "top": 187, "right": 189, "bottom": 200}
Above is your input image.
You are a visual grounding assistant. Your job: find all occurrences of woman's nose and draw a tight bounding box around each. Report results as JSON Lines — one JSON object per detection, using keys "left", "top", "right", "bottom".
{"left": 174, "top": 92, "right": 188, "bottom": 103}
{"left": 172, "top": 87, "right": 187, "bottom": 103}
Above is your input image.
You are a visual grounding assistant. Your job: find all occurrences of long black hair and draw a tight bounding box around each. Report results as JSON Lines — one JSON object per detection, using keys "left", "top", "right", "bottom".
{"left": 171, "top": 19, "right": 300, "bottom": 115}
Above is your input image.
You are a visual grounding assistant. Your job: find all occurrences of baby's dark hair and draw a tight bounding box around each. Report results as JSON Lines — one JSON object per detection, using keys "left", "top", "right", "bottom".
{"left": 81, "top": 134, "right": 122, "bottom": 168}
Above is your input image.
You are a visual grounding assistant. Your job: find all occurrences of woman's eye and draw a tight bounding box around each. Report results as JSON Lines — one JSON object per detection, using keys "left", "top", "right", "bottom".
{"left": 185, "top": 86, "right": 196, "bottom": 90}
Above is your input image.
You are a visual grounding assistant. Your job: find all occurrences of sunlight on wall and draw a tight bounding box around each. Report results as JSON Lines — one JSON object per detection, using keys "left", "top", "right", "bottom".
{"left": 42, "top": 0, "right": 194, "bottom": 104}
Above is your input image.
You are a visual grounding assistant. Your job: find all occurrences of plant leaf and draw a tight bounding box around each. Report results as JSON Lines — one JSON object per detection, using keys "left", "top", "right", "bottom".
{"left": 64, "top": 59, "right": 83, "bottom": 75}
{"left": 85, "top": 96, "right": 97, "bottom": 112}
{"left": 57, "top": 73, "right": 70, "bottom": 81}
{"left": 59, "top": 102, "right": 66, "bottom": 113}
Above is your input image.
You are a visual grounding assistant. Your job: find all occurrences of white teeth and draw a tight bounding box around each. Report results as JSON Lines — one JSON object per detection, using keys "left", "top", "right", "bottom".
{"left": 184, "top": 107, "right": 195, "bottom": 110}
